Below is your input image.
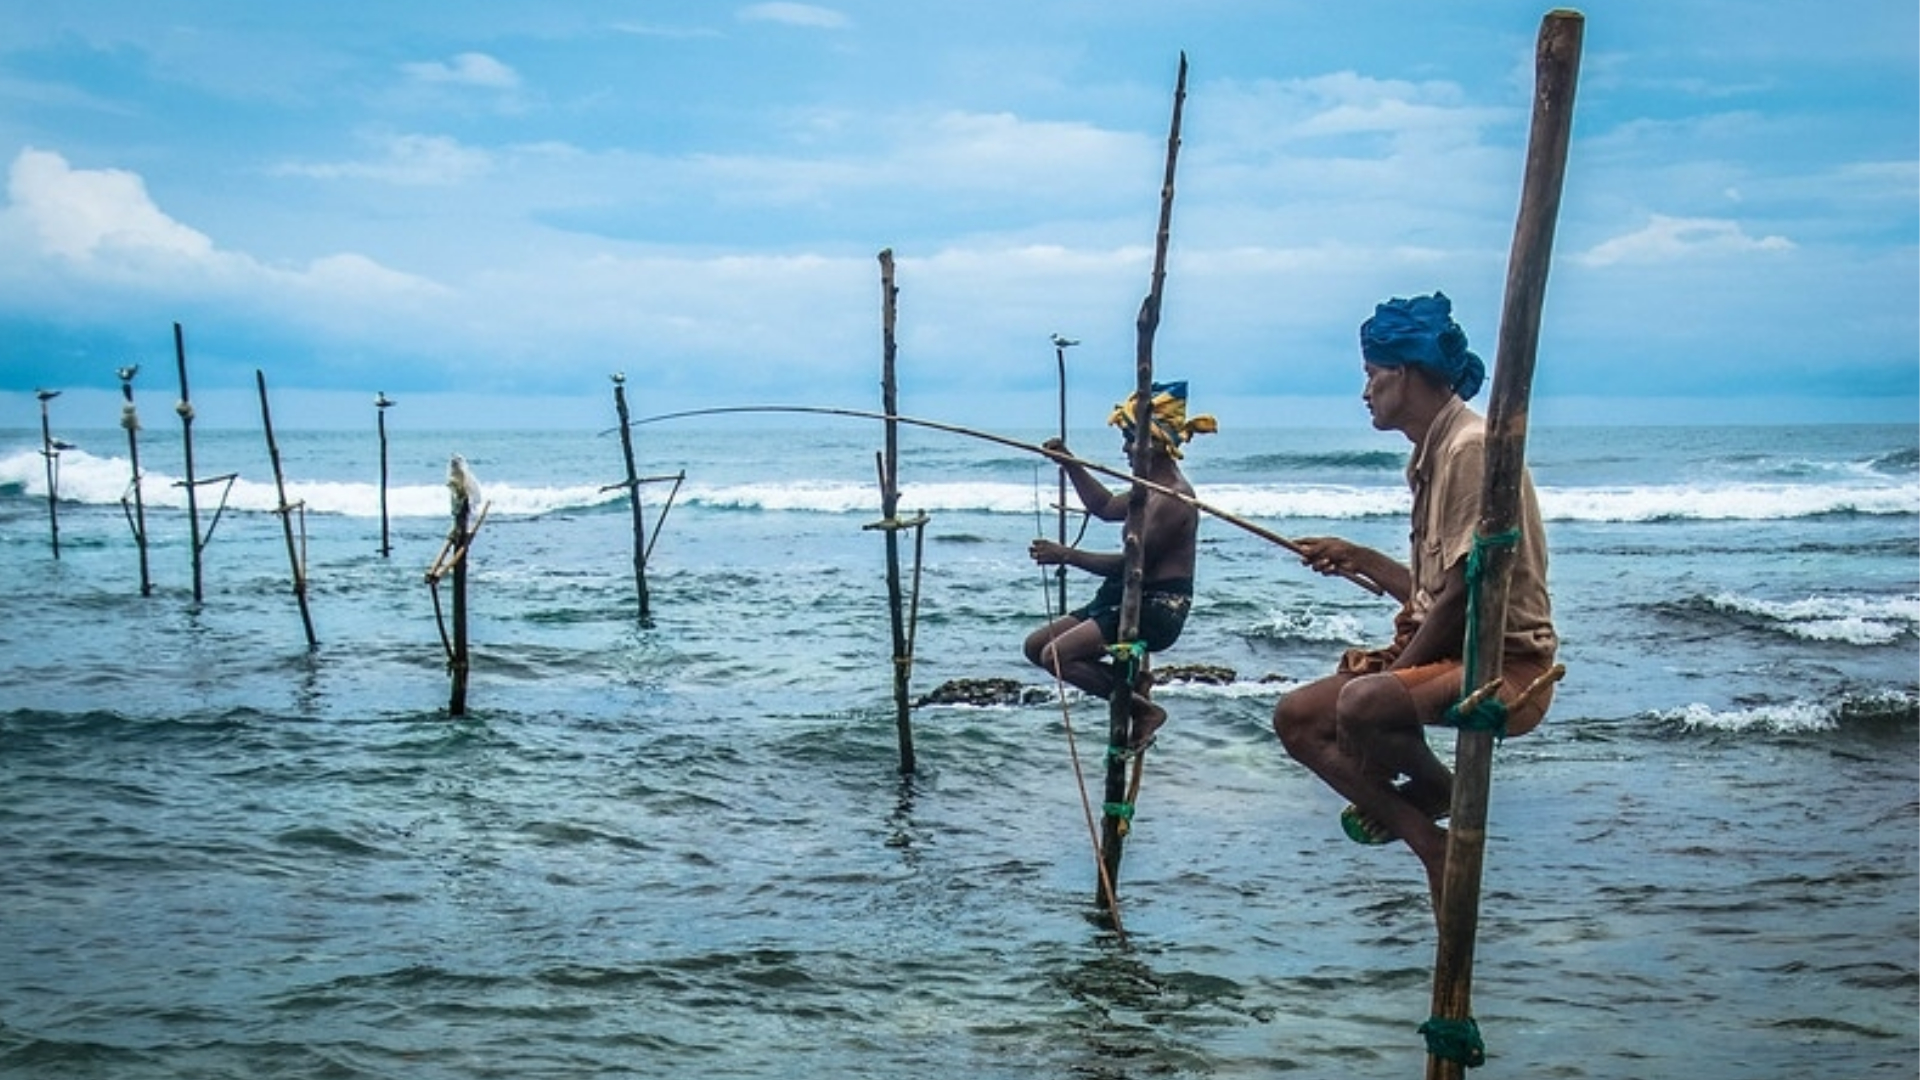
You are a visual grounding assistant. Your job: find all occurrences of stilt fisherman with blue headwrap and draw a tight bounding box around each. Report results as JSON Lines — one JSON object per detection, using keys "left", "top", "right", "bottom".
{"left": 1271, "top": 292, "right": 1558, "bottom": 920}
{"left": 1023, "top": 380, "right": 1217, "bottom": 751}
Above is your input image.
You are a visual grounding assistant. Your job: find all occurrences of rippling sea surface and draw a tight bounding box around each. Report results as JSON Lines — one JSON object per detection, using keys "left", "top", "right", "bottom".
{"left": 1, "top": 417, "right": 1915, "bottom": 1078}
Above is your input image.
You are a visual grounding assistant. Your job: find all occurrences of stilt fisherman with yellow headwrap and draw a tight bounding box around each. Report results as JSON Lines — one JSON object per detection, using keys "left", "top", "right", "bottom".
{"left": 1023, "top": 381, "right": 1218, "bottom": 750}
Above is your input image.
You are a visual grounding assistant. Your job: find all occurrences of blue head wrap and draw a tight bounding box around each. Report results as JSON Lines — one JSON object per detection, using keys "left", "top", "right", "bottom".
{"left": 1359, "top": 291, "right": 1485, "bottom": 401}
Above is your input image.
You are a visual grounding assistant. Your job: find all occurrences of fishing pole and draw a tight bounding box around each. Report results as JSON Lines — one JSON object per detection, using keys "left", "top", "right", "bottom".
{"left": 625, "top": 403, "right": 1385, "bottom": 595}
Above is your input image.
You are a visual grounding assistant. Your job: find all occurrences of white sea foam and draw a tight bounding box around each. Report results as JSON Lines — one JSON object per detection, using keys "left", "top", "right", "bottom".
{"left": 1659, "top": 700, "right": 1840, "bottom": 733}
{"left": 1541, "top": 482, "right": 1919, "bottom": 521}
{"left": 1708, "top": 591, "right": 1920, "bottom": 645}
{"left": 0, "top": 448, "right": 622, "bottom": 519}
{"left": 5, "top": 447, "right": 1916, "bottom": 522}
{"left": 1252, "top": 607, "right": 1373, "bottom": 646}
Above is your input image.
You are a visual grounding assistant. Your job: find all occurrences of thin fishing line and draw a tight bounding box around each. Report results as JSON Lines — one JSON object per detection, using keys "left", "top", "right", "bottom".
{"left": 1028, "top": 479, "right": 1126, "bottom": 937}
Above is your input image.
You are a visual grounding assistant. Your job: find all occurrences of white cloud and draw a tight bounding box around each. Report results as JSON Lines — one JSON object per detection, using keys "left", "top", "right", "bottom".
{"left": 737, "top": 3, "right": 849, "bottom": 30}
{"left": 8, "top": 147, "right": 214, "bottom": 263}
{"left": 272, "top": 133, "right": 495, "bottom": 186}
{"left": 0, "top": 148, "right": 446, "bottom": 305}
{"left": 1577, "top": 214, "right": 1795, "bottom": 267}
{"left": 401, "top": 51, "right": 521, "bottom": 89}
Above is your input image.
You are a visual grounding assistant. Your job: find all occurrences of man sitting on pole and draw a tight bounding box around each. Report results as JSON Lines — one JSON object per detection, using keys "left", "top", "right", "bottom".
{"left": 1024, "top": 381, "right": 1215, "bottom": 750}
{"left": 1272, "top": 293, "right": 1558, "bottom": 913}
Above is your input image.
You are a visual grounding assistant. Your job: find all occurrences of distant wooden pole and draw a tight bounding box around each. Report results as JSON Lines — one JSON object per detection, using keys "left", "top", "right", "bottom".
{"left": 611, "top": 374, "right": 653, "bottom": 623}
{"left": 873, "top": 248, "right": 918, "bottom": 775}
{"left": 376, "top": 392, "right": 394, "bottom": 557}
{"left": 173, "top": 322, "right": 205, "bottom": 604}
{"left": 118, "top": 367, "right": 152, "bottom": 595}
{"left": 1426, "top": 12, "right": 1582, "bottom": 1079}
{"left": 257, "top": 370, "right": 318, "bottom": 650}
{"left": 35, "top": 389, "right": 61, "bottom": 559}
{"left": 1098, "top": 51, "right": 1186, "bottom": 909}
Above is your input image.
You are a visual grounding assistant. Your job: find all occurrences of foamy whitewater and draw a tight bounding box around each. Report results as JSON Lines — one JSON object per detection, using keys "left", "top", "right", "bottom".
{"left": 1, "top": 417, "right": 1915, "bottom": 1078}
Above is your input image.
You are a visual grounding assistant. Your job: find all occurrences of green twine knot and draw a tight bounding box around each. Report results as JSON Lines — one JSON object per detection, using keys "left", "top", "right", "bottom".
{"left": 1443, "top": 694, "right": 1510, "bottom": 736}
{"left": 1419, "top": 1015, "right": 1486, "bottom": 1068}
{"left": 1106, "top": 639, "right": 1146, "bottom": 679}
{"left": 1102, "top": 801, "right": 1134, "bottom": 820}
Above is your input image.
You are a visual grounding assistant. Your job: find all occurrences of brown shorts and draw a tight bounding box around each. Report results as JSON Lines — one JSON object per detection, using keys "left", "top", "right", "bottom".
{"left": 1338, "top": 646, "right": 1557, "bottom": 736}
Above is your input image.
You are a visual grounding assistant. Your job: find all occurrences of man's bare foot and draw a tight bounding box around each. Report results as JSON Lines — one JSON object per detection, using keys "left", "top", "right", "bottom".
{"left": 1130, "top": 698, "right": 1167, "bottom": 749}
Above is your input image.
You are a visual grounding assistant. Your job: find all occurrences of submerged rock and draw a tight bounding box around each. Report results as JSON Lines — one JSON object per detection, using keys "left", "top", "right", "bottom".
{"left": 915, "top": 677, "right": 1053, "bottom": 708}
{"left": 1153, "top": 663, "right": 1237, "bottom": 685}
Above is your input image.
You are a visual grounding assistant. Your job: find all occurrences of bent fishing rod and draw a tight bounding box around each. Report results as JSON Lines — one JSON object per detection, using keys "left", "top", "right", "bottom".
{"left": 623, "top": 404, "right": 1384, "bottom": 596}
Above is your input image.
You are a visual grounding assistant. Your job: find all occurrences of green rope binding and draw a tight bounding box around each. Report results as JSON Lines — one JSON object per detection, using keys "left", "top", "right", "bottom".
{"left": 1419, "top": 1015, "right": 1486, "bottom": 1068}
{"left": 1106, "top": 639, "right": 1146, "bottom": 681}
{"left": 1451, "top": 527, "right": 1521, "bottom": 739}
{"left": 1102, "top": 801, "right": 1134, "bottom": 820}
{"left": 1443, "top": 694, "right": 1510, "bottom": 736}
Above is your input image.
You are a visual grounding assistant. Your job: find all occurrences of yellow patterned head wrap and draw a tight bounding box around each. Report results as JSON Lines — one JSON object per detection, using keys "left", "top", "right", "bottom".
{"left": 1107, "top": 380, "right": 1218, "bottom": 459}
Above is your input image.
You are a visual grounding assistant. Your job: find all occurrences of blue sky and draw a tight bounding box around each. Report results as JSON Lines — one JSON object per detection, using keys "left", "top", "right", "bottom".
{"left": 0, "top": 1, "right": 1914, "bottom": 430}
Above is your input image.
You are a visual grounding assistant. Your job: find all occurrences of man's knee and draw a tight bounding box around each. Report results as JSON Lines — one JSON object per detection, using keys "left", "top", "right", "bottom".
{"left": 1333, "top": 673, "right": 1416, "bottom": 739}
{"left": 1272, "top": 679, "right": 1335, "bottom": 756}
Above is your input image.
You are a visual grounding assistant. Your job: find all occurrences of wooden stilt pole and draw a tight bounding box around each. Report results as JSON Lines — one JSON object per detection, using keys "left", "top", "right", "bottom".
{"left": 450, "top": 506, "right": 470, "bottom": 716}
{"left": 1425, "top": 12, "right": 1582, "bottom": 1078}
{"left": 426, "top": 461, "right": 486, "bottom": 719}
{"left": 35, "top": 389, "right": 62, "bottom": 559}
{"left": 1098, "top": 51, "right": 1186, "bottom": 910}
{"left": 440, "top": 457, "right": 484, "bottom": 718}
{"left": 256, "top": 370, "right": 318, "bottom": 650}
{"left": 118, "top": 366, "right": 152, "bottom": 596}
{"left": 870, "top": 248, "right": 920, "bottom": 775}
{"left": 376, "top": 392, "right": 394, "bottom": 558}
{"left": 611, "top": 374, "right": 653, "bottom": 624}
{"left": 173, "top": 322, "right": 205, "bottom": 605}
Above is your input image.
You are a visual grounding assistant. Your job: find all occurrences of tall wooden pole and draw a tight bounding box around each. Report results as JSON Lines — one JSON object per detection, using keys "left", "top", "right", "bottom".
{"left": 875, "top": 248, "right": 917, "bottom": 774}
{"left": 35, "top": 389, "right": 61, "bottom": 559}
{"left": 376, "top": 392, "right": 394, "bottom": 558}
{"left": 119, "top": 367, "right": 152, "bottom": 595}
{"left": 449, "top": 494, "right": 473, "bottom": 718}
{"left": 1426, "top": 12, "right": 1582, "bottom": 1079}
{"left": 611, "top": 374, "right": 653, "bottom": 624}
{"left": 173, "top": 322, "right": 205, "bottom": 604}
{"left": 1098, "top": 51, "right": 1186, "bottom": 907}
{"left": 257, "top": 370, "right": 318, "bottom": 649}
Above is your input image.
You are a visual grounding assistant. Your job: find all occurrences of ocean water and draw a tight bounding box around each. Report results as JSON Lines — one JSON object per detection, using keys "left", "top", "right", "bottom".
{"left": 0, "top": 412, "right": 1915, "bottom": 1079}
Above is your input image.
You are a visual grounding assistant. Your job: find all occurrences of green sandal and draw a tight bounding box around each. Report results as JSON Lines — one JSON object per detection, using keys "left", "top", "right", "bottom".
{"left": 1339, "top": 804, "right": 1395, "bottom": 845}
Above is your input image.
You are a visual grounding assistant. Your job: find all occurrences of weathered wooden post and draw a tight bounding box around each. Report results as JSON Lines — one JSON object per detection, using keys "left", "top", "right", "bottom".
{"left": 173, "top": 322, "right": 205, "bottom": 603}
{"left": 1097, "top": 51, "right": 1186, "bottom": 911}
{"left": 1424, "top": 12, "right": 1582, "bottom": 1079}
{"left": 1051, "top": 333, "right": 1079, "bottom": 616}
{"left": 117, "top": 366, "right": 153, "bottom": 595}
{"left": 257, "top": 370, "right": 318, "bottom": 650}
{"left": 450, "top": 498, "right": 471, "bottom": 716}
{"left": 424, "top": 456, "right": 486, "bottom": 716}
{"left": 169, "top": 325, "right": 239, "bottom": 605}
{"left": 34, "top": 388, "right": 62, "bottom": 558}
{"left": 375, "top": 392, "right": 394, "bottom": 558}
{"left": 610, "top": 373, "right": 653, "bottom": 624}
{"left": 865, "top": 248, "right": 929, "bottom": 775}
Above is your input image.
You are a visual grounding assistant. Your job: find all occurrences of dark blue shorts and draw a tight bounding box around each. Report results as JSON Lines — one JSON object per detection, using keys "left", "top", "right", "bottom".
{"left": 1071, "top": 576, "right": 1193, "bottom": 652}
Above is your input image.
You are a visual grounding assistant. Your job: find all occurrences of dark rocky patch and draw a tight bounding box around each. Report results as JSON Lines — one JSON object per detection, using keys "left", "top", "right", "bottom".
{"left": 915, "top": 677, "right": 1054, "bottom": 708}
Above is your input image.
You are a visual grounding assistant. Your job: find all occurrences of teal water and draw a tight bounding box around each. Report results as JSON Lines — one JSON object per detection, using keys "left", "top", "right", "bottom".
{"left": 0, "top": 420, "right": 1915, "bottom": 1077}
